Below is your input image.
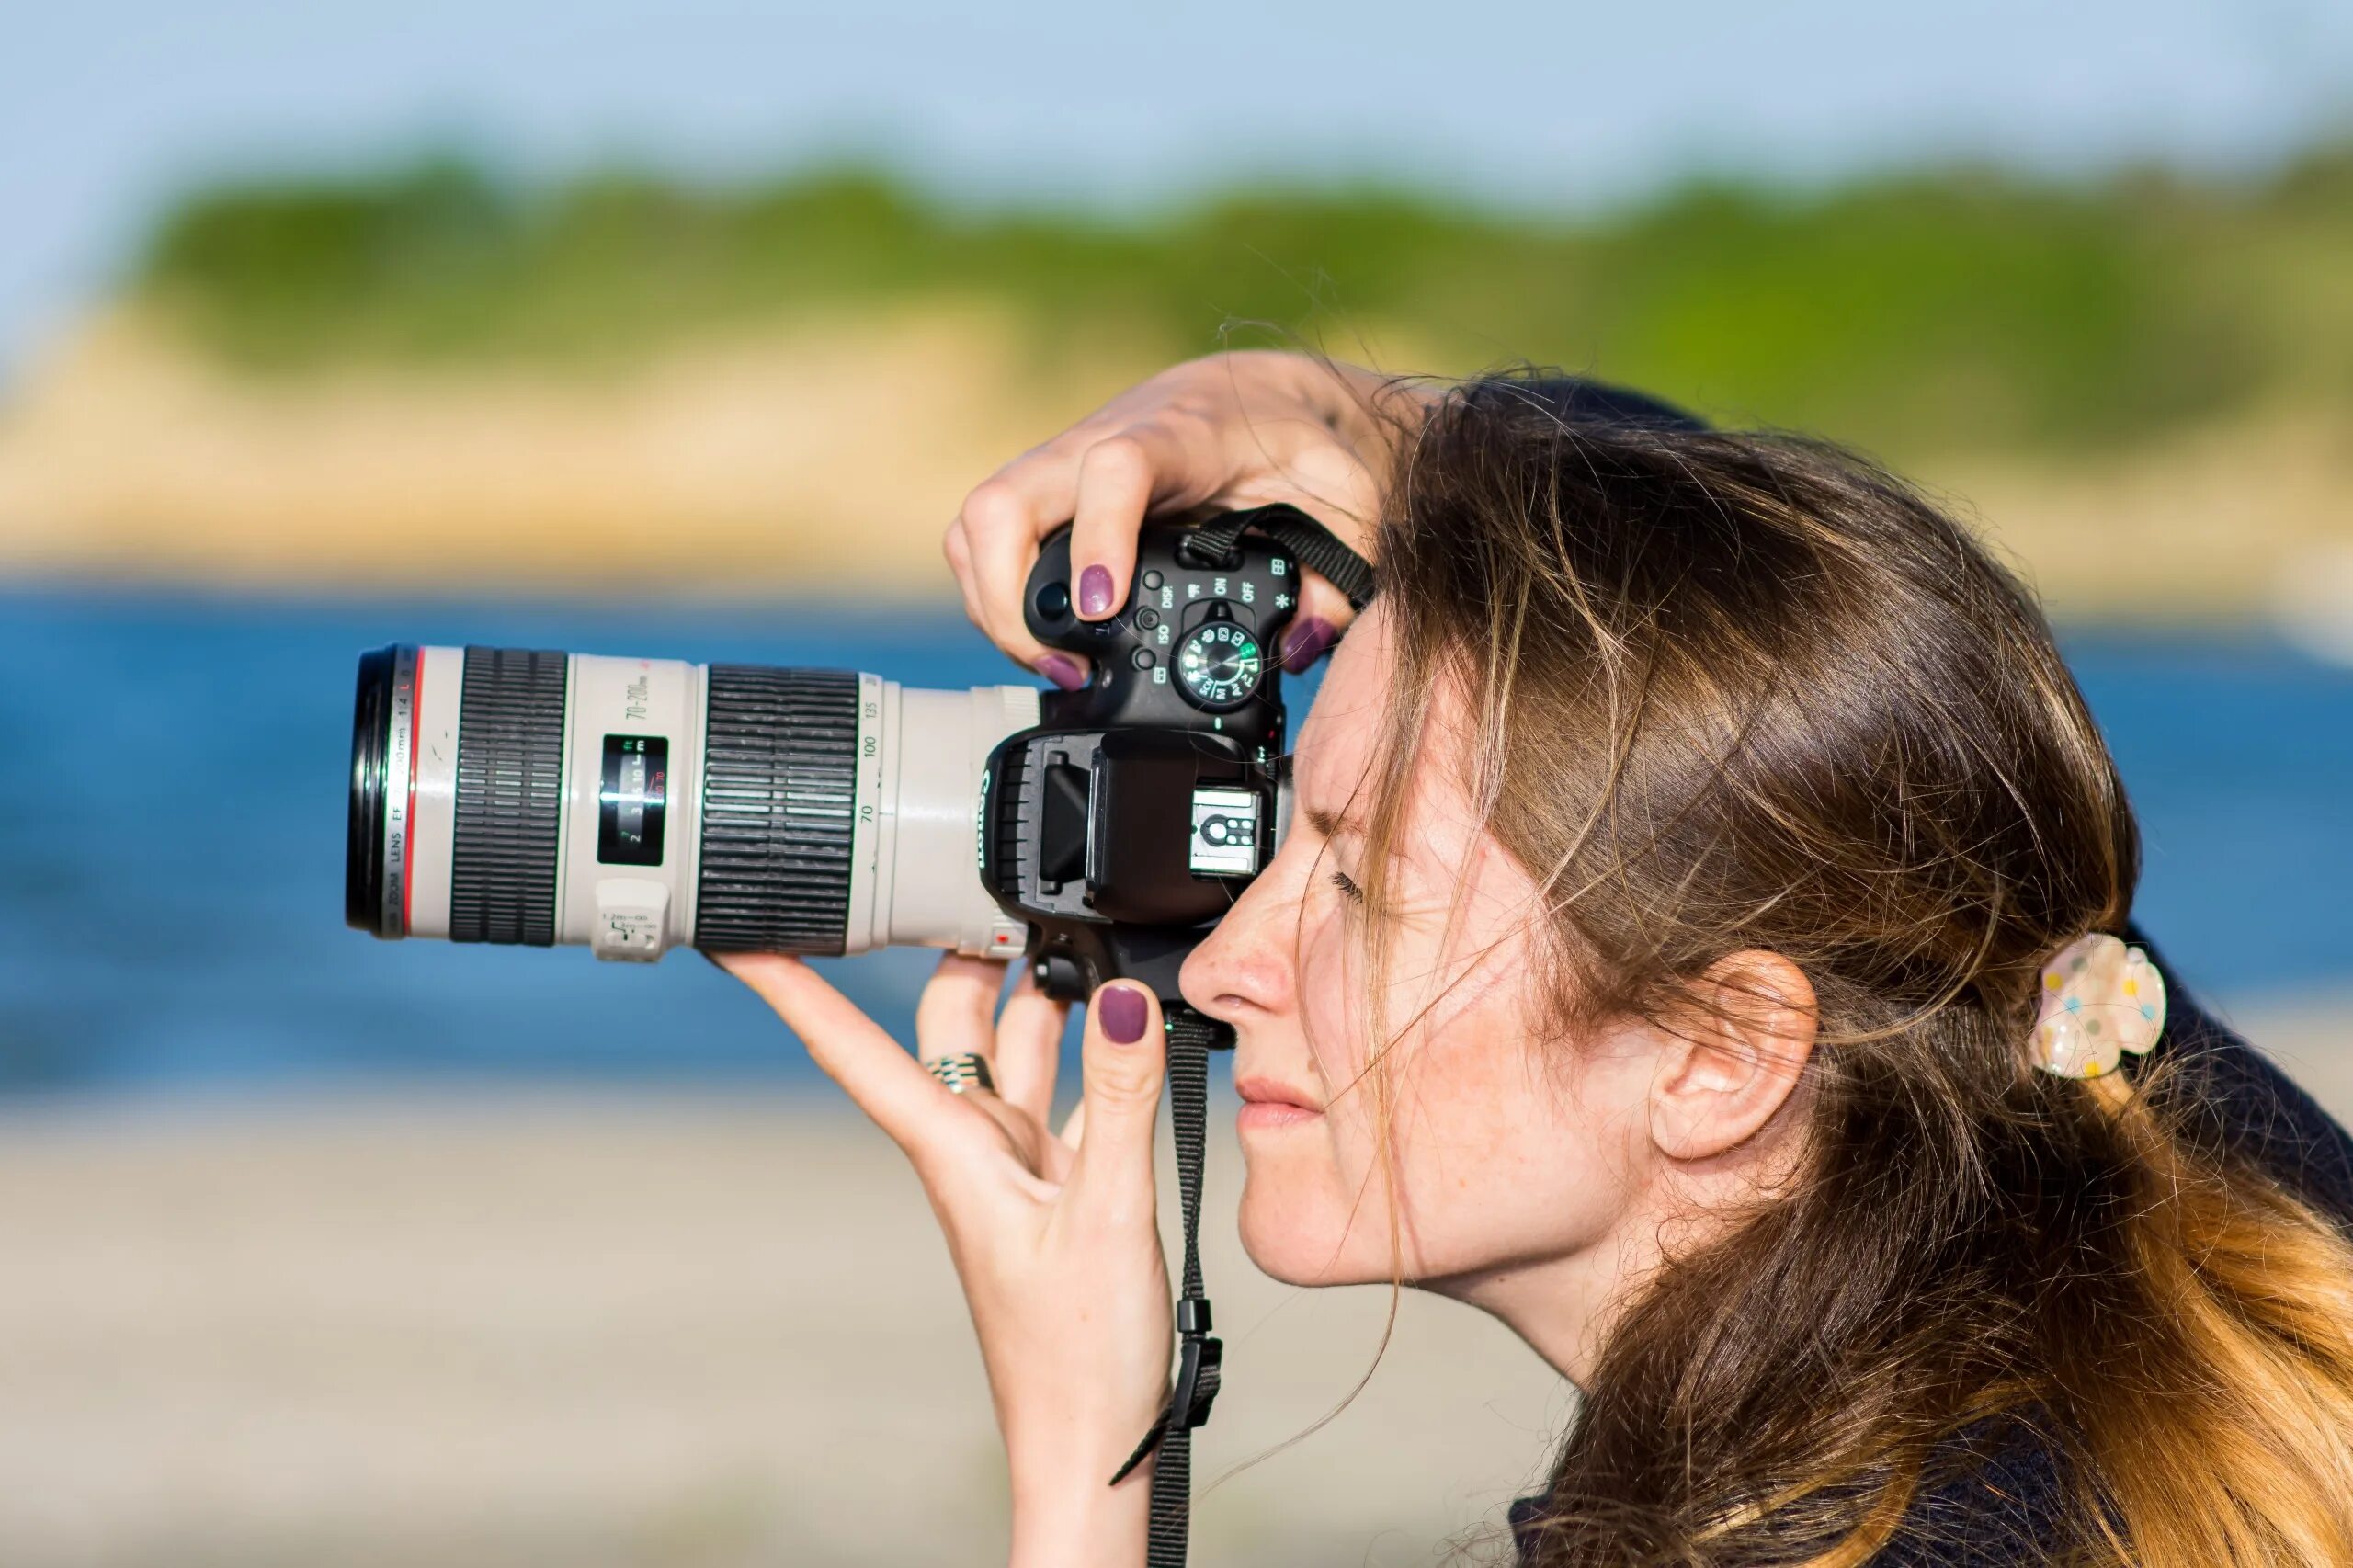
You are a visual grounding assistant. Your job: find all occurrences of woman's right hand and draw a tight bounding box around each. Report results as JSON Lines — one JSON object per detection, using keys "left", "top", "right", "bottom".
{"left": 944, "top": 350, "right": 1427, "bottom": 688}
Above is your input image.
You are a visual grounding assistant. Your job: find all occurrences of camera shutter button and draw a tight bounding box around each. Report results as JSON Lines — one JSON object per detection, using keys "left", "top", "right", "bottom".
{"left": 1035, "top": 581, "right": 1071, "bottom": 619}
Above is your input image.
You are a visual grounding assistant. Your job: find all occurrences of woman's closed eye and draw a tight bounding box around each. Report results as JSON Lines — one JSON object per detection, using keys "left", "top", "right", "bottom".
{"left": 1328, "top": 868, "right": 1366, "bottom": 906}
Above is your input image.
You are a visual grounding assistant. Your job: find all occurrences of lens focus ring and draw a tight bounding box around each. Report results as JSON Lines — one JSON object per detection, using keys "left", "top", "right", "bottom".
{"left": 450, "top": 646, "right": 567, "bottom": 946}
{"left": 695, "top": 666, "right": 860, "bottom": 953}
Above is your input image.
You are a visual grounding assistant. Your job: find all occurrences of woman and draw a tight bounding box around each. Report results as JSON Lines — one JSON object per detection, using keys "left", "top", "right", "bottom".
{"left": 720, "top": 354, "right": 2353, "bottom": 1564}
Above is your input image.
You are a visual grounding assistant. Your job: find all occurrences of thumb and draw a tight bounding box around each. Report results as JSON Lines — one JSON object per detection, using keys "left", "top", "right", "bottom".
{"left": 1071, "top": 982, "right": 1166, "bottom": 1203}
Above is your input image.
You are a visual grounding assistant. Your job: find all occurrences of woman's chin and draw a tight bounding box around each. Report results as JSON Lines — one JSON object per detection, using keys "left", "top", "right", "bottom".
{"left": 1236, "top": 1182, "right": 1377, "bottom": 1287}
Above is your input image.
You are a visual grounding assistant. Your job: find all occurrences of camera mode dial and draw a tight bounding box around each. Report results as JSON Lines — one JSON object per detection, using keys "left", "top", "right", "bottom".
{"left": 1175, "top": 620, "right": 1264, "bottom": 711}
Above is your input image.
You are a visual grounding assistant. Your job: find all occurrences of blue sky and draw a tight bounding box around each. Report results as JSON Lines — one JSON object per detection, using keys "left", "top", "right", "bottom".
{"left": 5, "top": 0, "right": 2349, "bottom": 371}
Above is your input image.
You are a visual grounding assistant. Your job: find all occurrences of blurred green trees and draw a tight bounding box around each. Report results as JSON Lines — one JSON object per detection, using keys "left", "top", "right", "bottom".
{"left": 137, "top": 147, "right": 2353, "bottom": 464}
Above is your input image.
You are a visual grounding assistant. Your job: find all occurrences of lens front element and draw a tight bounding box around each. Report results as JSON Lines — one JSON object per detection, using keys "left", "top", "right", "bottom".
{"left": 345, "top": 645, "right": 400, "bottom": 936}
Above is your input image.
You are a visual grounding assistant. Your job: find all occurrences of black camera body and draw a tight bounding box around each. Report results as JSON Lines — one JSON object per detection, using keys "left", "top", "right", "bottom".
{"left": 981, "top": 517, "right": 1306, "bottom": 1005}
{"left": 346, "top": 505, "right": 1356, "bottom": 999}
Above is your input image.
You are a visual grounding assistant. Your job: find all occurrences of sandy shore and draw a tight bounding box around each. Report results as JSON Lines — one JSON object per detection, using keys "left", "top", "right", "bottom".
{"left": 0, "top": 1093, "right": 1563, "bottom": 1568}
{"left": 2, "top": 312, "right": 2349, "bottom": 624}
{"left": 0, "top": 991, "right": 2343, "bottom": 1568}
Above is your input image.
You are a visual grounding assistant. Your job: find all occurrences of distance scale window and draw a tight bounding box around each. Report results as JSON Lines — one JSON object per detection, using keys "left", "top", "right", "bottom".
{"left": 598, "top": 734, "right": 668, "bottom": 866}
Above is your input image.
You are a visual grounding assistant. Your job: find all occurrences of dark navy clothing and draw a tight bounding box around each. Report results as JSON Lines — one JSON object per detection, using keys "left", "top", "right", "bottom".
{"left": 2129, "top": 931, "right": 2353, "bottom": 1232}
{"left": 1470, "top": 371, "right": 1714, "bottom": 435}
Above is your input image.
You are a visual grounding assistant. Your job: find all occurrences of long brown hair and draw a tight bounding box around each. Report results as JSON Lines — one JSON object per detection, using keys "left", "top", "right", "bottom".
{"left": 1345, "top": 376, "right": 2353, "bottom": 1564}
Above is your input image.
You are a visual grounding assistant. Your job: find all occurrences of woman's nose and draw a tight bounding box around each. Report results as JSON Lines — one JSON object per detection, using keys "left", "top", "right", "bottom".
{"left": 1179, "top": 862, "right": 1299, "bottom": 1023}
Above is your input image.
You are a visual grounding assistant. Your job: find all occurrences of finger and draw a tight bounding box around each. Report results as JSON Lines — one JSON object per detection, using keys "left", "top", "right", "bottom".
{"left": 993, "top": 967, "right": 1068, "bottom": 1124}
{"left": 915, "top": 952, "right": 1009, "bottom": 1068}
{"left": 1222, "top": 432, "right": 1383, "bottom": 562}
{"left": 1057, "top": 1098, "right": 1086, "bottom": 1152}
{"left": 959, "top": 464, "right": 1079, "bottom": 680}
{"left": 1277, "top": 570, "right": 1357, "bottom": 675}
{"left": 717, "top": 953, "right": 949, "bottom": 1151}
{"left": 1068, "top": 982, "right": 1166, "bottom": 1221}
{"left": 1070, "top": 425, "right": 1199, "bottom": 622}
{"left": 941, "top": 517, "right": 988, "bottom": 639}
{"left": 1225, "top": 442, "right": 1382, "bottom": 674}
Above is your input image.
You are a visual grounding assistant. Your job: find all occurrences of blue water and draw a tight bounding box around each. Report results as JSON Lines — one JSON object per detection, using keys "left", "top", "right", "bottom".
{"left": 2, "top": 589, "right": 2347, "bottom": 1095}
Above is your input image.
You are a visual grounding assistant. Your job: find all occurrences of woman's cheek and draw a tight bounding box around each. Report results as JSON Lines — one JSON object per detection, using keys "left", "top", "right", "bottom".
{"left": 1233, "top": 911, "right": 1391, "bottom": 1284}
{"left": 1358, "top": 934, "right": 1552, "bottom": 1268}
{"left": 1295, "top": 910, "right": 1364, "bottom": 1089}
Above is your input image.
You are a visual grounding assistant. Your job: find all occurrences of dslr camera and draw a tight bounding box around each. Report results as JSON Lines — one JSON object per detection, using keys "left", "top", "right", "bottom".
{"left": 347, "top": 511, "right": 1336, "bottom": 1004}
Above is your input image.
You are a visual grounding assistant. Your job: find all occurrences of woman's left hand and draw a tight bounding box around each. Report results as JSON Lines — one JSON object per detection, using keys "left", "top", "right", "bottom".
{"left": 717, "top": 950, "right": 1173, "bottom": 1568}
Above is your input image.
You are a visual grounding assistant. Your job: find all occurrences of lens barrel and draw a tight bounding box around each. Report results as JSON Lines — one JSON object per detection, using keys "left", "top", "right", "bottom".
{"left": 346, "top": 644, "right": 1036, "bottom": 961}
{"left": 693, "top": 665, "right": 861, "bottom": 953}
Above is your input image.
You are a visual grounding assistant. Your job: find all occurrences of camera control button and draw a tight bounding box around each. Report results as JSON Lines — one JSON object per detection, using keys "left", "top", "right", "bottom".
{"left": 591, "top": 879, "right": 671, "bottom": 962}
{"left": 1131, "top": 649, "right": 1156, "bottom": 670}
{"left": 1136, "top": 608, "right": 1160, "bottom": 631}
{"left": 1035, "top": 581, "right": 1071, "bottom": 619}
{"left": 1142, "top": 570, "right": 1164, "bottom": 591}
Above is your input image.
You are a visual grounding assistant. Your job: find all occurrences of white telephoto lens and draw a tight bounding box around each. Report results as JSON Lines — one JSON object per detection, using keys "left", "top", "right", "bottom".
{"left": 351, "top": 644, "right": 1037, "bottom": 963}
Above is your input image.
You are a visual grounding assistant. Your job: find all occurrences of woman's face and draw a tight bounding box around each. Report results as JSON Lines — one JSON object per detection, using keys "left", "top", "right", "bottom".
{"left": 1179, "top": 607, "right": 1660, "bottom": 1292}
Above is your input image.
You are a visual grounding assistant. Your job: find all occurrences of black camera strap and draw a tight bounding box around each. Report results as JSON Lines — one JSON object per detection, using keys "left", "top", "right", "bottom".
{"left": 1107, "top": 507, "right": 1374, "bottom": 1567}
{"left": 1109, "top": 1006, "right": 1227, "bottom": 1568}
{"left": 1182, "top": 504, "right": 1379, "bottom": 612}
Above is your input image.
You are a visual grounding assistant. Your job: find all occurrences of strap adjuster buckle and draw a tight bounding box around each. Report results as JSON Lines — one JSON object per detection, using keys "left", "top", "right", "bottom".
{"left": 1173, "top": 1331, "right": 1222, "bottom": 1432}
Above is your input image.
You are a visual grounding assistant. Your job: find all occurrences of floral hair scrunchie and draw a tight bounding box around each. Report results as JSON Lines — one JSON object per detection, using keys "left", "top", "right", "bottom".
{"left": 2032, "top": 932, "right": 2166, "bottom": 1080}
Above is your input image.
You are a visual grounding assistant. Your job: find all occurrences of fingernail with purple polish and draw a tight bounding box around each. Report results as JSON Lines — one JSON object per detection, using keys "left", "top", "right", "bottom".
{"left": 1098, "top": 983, "right": 1150, "bottom": 1045}
{"left": 1078, "top": 564, "right": 1117, "bottom": 619}
{"left": 1279, "top": 617, "right": 1337, "bottom": 674}
{"left": 1036, "top": 654, "right": 1087, "bottom": 691}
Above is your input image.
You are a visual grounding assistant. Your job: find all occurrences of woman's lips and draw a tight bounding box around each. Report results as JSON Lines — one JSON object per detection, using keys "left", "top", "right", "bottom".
{"left": 1234, "top": 1076, "right": 1323, "bottom": 1131}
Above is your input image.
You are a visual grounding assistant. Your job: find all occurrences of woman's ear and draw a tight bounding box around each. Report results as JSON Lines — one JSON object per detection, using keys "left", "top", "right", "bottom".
{"left": 1645, "top": 950, "right": 1818, "bottom": 1164}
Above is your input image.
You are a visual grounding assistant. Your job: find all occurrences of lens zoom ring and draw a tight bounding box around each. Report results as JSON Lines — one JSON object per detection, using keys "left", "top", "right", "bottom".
{"left": 695, "top": 666, "right": 860, "bottom": 953}
{"left": 450, "top": 647, "right": 567, "bottom": 945}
